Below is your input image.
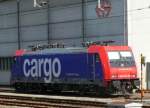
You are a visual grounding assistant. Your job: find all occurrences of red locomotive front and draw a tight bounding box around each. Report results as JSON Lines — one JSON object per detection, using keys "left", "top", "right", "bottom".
{"left": 88, "top": 45, "right": 140, "bottom": 94}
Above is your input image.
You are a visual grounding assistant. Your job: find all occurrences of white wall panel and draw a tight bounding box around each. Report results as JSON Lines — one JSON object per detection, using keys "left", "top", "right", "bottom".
{"left": 20, "top": 9, "right": 47, "bottom": 26}
{"left": 21, "top": 25, "right": 47, "bottom": 41}
{"left": 0, "top": 29, "right": 18, "bottom": 42}
{"left": 0, "top": 43, "right": 18, "bottom": 56}
{"left": 50, "top": 5, "right": 81, "bottom": 23}
{"left": 128, "top": 0, "right": 150, "bottom": 89}
{"left": 0, "top": 0, "right": 17, "bottom": 14}
{"left": 50, "top": 22, "right": 82, "bottom": 39}
{"left": 0, "top": 14, "right": 17, "bottom": 28}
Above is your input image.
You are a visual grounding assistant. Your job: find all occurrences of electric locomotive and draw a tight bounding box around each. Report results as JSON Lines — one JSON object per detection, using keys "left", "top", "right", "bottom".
{"left": 11, "top": 42, "right": 140, "bottom": 95}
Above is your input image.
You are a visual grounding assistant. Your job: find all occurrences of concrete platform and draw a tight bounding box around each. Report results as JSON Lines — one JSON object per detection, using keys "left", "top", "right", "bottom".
{"left": 0, "top": 92, "right": 112, "bottom": 103}
{"left": 107, "top": 102, "right": 143, "bottom": 108}
{"left": 0, "top": 92, "right": 150, "bottom": 107}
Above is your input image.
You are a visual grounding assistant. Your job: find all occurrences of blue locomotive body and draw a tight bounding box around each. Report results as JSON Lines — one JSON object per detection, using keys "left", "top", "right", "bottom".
{"left": 11, "top": 52, "right": 103, "bottom": 88}
{"left": 11, "top": 45, "right": 139, "bottom": 94}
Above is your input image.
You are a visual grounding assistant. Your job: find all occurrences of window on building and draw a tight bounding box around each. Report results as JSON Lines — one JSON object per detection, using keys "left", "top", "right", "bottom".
{"left": 0, "top": 57, "right": 14, "bottom": 71}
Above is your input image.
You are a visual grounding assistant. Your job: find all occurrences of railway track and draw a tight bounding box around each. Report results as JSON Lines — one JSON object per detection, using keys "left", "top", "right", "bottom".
{"left": 0, "top": 92, "right": 108, "bottom": 108}
{"left": 0, "top": 86, "right": 15, "bottom": 92}
{"left": 0, "top": 87, "right": 149, "bottom": 108}
{"left": 0, "top": 92, "right": 149, "bottom": 108}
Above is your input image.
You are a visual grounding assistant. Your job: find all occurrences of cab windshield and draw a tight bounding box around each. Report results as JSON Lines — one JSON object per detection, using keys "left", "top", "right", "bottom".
{"left": 108, "top": 51, "right": 135, "bottom": 67}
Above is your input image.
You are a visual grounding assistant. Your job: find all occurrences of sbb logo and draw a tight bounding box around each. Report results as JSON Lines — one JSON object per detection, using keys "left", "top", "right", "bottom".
{"left": 23, "top": 58, "right": 61, "bottom": 83}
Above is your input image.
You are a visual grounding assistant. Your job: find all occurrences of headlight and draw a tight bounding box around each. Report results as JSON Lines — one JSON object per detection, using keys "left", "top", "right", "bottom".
{"left": 112, "top": 75, "right": 117, "bottom": 78}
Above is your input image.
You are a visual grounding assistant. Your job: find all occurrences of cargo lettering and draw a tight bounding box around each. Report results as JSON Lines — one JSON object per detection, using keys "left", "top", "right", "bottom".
{"left": 23, "top": 58, "right": 61, "bottom": 83}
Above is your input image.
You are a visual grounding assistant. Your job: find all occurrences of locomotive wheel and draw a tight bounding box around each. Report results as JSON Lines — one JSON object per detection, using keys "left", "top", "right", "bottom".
{"left": 95, "top": 86, "right": 108, "bottom": 96}
{"left": 14, "top": 83, "right": 25, "bottom": 93}
{"left": 51, "top": 85, "right": 62, "bottom": 93}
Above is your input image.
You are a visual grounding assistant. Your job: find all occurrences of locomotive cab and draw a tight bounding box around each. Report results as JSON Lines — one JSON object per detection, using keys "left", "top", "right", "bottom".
{"left": 88, "top": 45, "right": 140, "bottom": 94}
{"left": 108, "top": 50, "right": 136, "bottom": 80}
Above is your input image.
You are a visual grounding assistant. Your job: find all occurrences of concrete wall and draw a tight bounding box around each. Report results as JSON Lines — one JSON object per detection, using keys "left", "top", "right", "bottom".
{"left": 0, "top": 0, "right": 18, "bottom": 56}
{"left": 0, "top": 71, "right": 11, "bottom": 85}
{"left": 127, "top": 0, "right": 150, "bottom": 89}
{"left": 0, "top": 0, "right": 126, "bottom": 51}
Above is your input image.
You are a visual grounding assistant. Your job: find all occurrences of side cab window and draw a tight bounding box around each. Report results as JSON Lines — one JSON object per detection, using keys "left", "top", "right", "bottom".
{"left": 95, "top": 53, "right": 100, "bottom": 62}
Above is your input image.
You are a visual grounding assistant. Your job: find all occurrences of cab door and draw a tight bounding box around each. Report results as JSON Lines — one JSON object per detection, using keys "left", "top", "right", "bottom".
{"left": 92, "top": 54, "right": 103, "bottom": 81}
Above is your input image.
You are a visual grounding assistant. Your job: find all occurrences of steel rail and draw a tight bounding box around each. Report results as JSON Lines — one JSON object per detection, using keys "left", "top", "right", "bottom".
{"left": 0, "top": 94, "right": 107, "bottom": 108}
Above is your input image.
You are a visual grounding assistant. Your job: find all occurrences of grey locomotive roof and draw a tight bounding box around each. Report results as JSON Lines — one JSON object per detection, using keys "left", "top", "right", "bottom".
{"left": 24, "top": 47, "right": 87, "bottom": 55}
